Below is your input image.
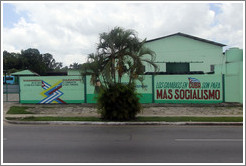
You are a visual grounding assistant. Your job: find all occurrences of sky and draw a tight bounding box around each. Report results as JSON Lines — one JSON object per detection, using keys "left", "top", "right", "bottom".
{"left": 2, "top": 1, "right": 244, "bottom": 67}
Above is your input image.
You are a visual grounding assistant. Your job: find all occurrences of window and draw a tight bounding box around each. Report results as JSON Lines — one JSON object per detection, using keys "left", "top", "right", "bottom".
{"left": 6, "top": 77, "right": 14, "bottom": 80}
{"left": 210, "top": 65, "right": 215, "bottom": 72}
{"left": 166, "top": 63, "right": 190, "bottom": 74}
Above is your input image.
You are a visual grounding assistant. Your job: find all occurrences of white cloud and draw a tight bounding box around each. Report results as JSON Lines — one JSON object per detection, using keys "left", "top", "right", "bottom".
{"left": 2, "top": 2, "right": 244, "bottom": 66}
{"left": 197, "top": 3, "right": 244, "bottom": 49}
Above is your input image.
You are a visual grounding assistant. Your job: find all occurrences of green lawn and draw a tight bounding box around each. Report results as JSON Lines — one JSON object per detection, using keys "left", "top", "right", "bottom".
{"left": 7, "top": 106, "right": 34, "bottom": 114}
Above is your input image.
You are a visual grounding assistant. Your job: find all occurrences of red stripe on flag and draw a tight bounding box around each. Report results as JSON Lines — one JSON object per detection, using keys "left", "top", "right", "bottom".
{"left": 57, "top": 98, "right": 66, "bottom": 104}
{"left": 49, "top": 85, "right": 62, "bottom": 95}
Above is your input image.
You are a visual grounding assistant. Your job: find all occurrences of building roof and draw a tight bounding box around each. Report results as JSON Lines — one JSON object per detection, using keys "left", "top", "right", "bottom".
{"left": 11, "top": 70, "right": 39, "bottom": 76}
{"left": 146, "top": 32, "right": 226, "bottom": 47}
{"left": 45, "top": 71, "right": 67, "bottom": 76}
{"left": 67, "top": 70, "right": 81, "bottom": 76}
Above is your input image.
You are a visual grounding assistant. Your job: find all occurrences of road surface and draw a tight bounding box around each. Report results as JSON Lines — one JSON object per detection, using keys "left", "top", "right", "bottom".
{"left": 3, "top": 124, "right": 243, "bottom": 163}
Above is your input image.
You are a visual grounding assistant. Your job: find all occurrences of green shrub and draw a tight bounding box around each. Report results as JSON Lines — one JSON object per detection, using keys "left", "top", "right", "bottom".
{"left": 97, "top": 83, "right": 141, "bottom": 121}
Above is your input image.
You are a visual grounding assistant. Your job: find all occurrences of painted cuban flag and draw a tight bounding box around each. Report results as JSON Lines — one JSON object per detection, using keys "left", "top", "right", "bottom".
{"left": 188, "top": 77, "right": 201, "bottom": 88}
{"left": 188, "top": 77, "right": 200, "bottom": 83}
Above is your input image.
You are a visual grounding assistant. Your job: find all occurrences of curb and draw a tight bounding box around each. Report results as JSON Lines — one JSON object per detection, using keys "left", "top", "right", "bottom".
{"left": 4, "top": 120, "right": 243, "bottom": 126}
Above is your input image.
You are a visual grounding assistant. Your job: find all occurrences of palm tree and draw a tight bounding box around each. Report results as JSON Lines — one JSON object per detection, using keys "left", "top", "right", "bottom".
{"left": 82, "top": 27, "right": 159, "bottom": 88}
{"left": 81, "top": 53, "right": 104, "bottom": 86}
{"left": 97, "top": 27, "right": 143, "bottom": 84}
{"left": 83, "top": 27, "right": 159, "bottom": 121}
{"left": 127, "top": 42, "right": 159, "bottom": 85}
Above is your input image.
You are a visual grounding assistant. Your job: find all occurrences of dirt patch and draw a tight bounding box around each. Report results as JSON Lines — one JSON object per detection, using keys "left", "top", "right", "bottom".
{"left": 4, "top": 102, "right": 243, "bottom": 118}
{"left": 25, "top": 105, "right": 243, "bottom": 117}
{"left": 140, "top": 107, "right": 243, "bottom": 116}
{"left": 27, "top": 106, "right": 99, "bottom": 117}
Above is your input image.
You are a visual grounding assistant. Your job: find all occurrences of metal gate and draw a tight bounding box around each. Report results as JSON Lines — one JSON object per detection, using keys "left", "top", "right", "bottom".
{"left": 3, "top": 84, "right": 20, "bottom": 102}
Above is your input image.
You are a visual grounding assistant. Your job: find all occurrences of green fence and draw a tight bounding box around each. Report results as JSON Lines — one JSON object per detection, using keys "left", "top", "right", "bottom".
{"left": 3, "top": 84, "right": 20, "bottom": 102}
{"left": 19, "top": 74, "right": 224, "bottom": 104}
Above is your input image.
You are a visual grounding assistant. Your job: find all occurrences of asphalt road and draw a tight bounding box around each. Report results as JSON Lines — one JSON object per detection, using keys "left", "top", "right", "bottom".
{"left": 3, "top": 124, "right": 243, "bottom": 163}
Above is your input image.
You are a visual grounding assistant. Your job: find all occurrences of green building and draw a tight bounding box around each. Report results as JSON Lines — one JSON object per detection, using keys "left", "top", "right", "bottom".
{"left": 144, "top": 33, "right": 243, "bottom": 103}
{"left": 18, "top": 33, "right": 243, "bottom": 104}
{"left": 223, "top": 47, "right": 243, "bottom": 103}
{"left": 144, "top": 32, "right": 226, "bottom": 74}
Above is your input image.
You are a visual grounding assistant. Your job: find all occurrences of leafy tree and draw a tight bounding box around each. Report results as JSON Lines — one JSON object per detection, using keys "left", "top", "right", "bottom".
{"left": 56, "top": 66, "right": 68, "bottom": 72}
{"left": 3, "top": 51, "right": 21, "bottom": 72}
{"left": 69, "top": 62, "right": 82, "bottom": 70}
{"left": 42, "top": 53, "right": 58, "bottom": 70}
{"left": 3, "top": 48, "right": 64, "bottom": 75}
{"left": 53, "top": 62, "right": 63, "bottom": 71}
{"left": 20, "top": 48, "right": 46, "bottom": 74}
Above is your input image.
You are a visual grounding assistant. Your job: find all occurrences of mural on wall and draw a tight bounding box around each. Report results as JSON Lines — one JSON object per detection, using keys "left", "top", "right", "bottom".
{"left": 39, "top": 80, "right": 66, "bottom": 104}
{"left": 20, "top": 76, "right": 85, "bottom": 104}
{"left": 20, "top": 75, "right": 225, "bottom": 104}
{"left": 155, "top": 75, "right": 222, "bottom": 103}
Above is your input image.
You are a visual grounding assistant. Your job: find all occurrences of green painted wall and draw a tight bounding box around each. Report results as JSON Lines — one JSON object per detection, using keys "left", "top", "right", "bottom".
{"left": 20, "top": 76, "right": 85, "bottom": 104}
{"left": 85, "top": 75, "right": 97, "bottom": 103}
{"left": 19, "top": 74, "right": 232, "bottom": 104}
{"left": 154, "top": 75, "right": 223, "bottom": 103}
{"left": 122, "top": 75, "right": 153, "bottom": 103}
{"left": 144, "top": 35, "right": 224, "bottom": 73}
{"left": 84, "top": 74, "right": 222, "bottom": 104}
{"left": 85, "top": 75, "right": 153, "bottom": 104}
{"left": 226, "top": 47, "right": 243, "bottom": 62}
{"left": 224, "top": 48, "right": 243, "bottom": 103}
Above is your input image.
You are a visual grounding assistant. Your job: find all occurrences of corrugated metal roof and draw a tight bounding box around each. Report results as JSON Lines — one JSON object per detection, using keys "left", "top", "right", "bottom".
{"left": 146, "top": 32, "right": 226, "bottom": 47}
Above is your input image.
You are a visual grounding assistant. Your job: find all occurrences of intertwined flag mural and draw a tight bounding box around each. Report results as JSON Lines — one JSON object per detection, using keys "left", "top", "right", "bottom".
{"left": 39, "top": 80, "right": 66, "bottom": 104}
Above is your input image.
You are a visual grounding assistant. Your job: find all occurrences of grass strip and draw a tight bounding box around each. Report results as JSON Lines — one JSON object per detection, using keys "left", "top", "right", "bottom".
{"left": 5, "top": 116, "right": 243, "bottom": 122}
{"left": 7, "top": 106, "right": 34, "bottom": 114}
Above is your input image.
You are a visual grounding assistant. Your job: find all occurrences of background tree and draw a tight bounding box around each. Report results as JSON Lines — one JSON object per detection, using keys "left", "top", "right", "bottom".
{"left": 20, "top": 48, "right": 46, "bottom": 74}
{"left": 42, "top": 53, "right": 59, "bottom": 70}
{"left": 69, "top": 62, "right": 82, "bottom": 70}
{"left": 3, "top": 51, "right": 21, "bottom": 72}
{"left": 3, "top": 48, "right": 64, "bottom": 75}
